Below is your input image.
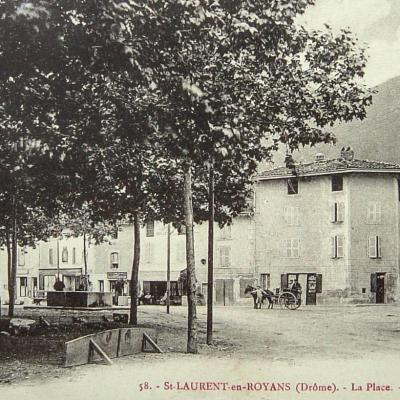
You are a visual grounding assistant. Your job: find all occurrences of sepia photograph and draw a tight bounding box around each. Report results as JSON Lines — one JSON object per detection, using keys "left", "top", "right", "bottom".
{"left": 0, "top": 1, "right": 400, "bottom": 399}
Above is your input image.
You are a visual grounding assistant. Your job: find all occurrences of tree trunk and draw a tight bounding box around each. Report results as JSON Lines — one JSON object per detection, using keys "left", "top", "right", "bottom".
{"left": 83, "top": 231, "right": 88, "bottom": 290}
{"left": 129, "top": 210, "right": 140, "bottom": 325}
{"left": 8, "top": 198, "right": 18, "bottom": 318}
{"left": 207, "top": 162, "right": 214, "bottom": 345}
{"left": 5, "top": 223, "right": 12, "bottom": 317}
{"left": 183, "top": 163, "right": 198, "bottom": 354}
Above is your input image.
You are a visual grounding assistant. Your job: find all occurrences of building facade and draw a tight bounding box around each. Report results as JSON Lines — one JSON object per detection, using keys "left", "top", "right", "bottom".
{"left": 255, "top": 152, "right": 400, "bottom": 304}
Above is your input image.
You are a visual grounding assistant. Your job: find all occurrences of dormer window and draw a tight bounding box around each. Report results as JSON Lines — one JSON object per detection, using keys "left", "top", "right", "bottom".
{"left": 332, "top": 175, "right": 343, "bottom": 192}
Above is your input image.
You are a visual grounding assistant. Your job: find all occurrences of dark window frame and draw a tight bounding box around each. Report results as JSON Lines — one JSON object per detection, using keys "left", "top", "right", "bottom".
{"left": 287, "top": 178, "right": 299, "bottom": 195}
{"left": 332, "top": 174, "right": 343, "bottom": 192}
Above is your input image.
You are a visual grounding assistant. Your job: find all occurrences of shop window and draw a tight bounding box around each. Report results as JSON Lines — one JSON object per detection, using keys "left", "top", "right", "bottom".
{"left": 330, "top": 202, "right": 345, "bottom": 223}
{"left": 110, "top": 252, "right": 119, "bottom": 269}
{"left": 287, "top": 178, "right": 298, "bottom": 195}
{"left": 368, "top": 236, "right": 382, "bottom": 258}
{"left": 330, "top": 235, "right": 344, "bottom": 258}
{"left": 72, "top": 248, "right": 77, "bottom": 264}
{"left": 331, "top": 175, "right": 343, "bottom": 191}
{"left": 99, "top": 280, "right": 104, "bottom": 292}
{"left": 62, "top": 247, "right": 68, "bottom": 263}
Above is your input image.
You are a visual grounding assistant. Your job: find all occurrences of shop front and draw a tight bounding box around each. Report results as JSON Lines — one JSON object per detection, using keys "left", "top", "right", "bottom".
{"left": 107, "top": 271, "right": 128, "bottom": 305}
{"left": 281, "top": 273, "right": 322, "bottom": 305}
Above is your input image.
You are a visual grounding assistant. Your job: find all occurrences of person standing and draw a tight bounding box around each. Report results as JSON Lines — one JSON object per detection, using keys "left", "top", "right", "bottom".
{"left": 53, "top": 278, "right": 65, "bottom": 291}
{"left": 251, "top": 286, "right": 267, "bottom": 309}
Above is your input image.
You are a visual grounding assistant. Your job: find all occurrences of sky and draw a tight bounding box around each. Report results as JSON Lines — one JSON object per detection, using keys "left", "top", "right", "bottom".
{"left": 300, "top": 0, "right": 400, "bottom": 87}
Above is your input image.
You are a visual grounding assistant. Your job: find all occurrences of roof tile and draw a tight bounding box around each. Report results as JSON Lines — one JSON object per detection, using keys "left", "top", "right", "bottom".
{"left": 258, "top": 158, "right": 400, "bottom": 180}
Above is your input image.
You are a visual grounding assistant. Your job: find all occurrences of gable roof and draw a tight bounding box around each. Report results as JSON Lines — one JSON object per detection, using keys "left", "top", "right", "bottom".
{"left": 257, "top": 158, "right": 400, "bottom": 180}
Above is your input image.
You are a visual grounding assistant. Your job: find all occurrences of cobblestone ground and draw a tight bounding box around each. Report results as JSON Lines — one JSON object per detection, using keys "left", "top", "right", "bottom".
{"left": 2, "top": 303, "right": 400, "bottom": 399}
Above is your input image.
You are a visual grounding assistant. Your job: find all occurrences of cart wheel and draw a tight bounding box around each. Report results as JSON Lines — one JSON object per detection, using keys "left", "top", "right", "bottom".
{"left": 279, "top": 292, "right": 299, "bottom": 310}
{"left": 286, "top": 292, "right": 300, "bottom": 310}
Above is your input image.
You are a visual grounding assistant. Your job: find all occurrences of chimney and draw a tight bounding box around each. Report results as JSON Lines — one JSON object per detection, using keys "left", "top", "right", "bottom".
{"left": 315, "top": 153, "right": 325, "bottom": 162}
{"left": 340, "top": 146, "right": 354, "bottom": 161}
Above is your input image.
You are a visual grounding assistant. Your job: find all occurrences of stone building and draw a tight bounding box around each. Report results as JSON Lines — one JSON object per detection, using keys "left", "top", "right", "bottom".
{"left": 255, "top": 150, "right": 400, "bottom": 304}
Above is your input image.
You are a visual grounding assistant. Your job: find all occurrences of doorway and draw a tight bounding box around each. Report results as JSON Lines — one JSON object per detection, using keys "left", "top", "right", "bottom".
{"left": 215, "top": 279, "right": 234, "bottom": 306}
{"left": 376, "top": 273, "right": 385, "bottom": 304}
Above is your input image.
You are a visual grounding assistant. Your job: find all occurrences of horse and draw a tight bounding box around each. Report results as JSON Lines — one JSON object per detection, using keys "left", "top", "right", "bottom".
{"left": 244, "top": 285, "right": 275, "bottom": 309}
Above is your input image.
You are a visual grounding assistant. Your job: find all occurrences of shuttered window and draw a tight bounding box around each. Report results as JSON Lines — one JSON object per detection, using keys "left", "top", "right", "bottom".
{"left": 283, "top": 239, "right": 300, "bottom": 258}
{"left": 110, "top": 252, "right": 119, "bottom": 269}
{"left": 367, "top": 202, "right": 382, "bottom": 224}
{"left": 218, "top": 245, "right": 231, "bottom": 268}
{"left": 284, "top": 206, "right": 300, "bottom": 225}
{"left": 330, "top": 202, "right": 345, "bottom": 223}
{"left": 62, "top": 247, "right": 68, "bottom": 263}
{"left": 330, "top": 235, "right": 345, "bottom": 258}
{"left": 368, "top": 236, "right": 382, "bottom": 258}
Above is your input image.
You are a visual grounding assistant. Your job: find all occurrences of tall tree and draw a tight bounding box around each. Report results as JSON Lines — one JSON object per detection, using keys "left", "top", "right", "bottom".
{"left": 117, "top": 0, "right": 372, "bottom": 353}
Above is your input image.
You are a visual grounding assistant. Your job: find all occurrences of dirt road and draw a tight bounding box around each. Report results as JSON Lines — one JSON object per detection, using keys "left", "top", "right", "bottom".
{"left": 2, "top": 303, "right": 400, "bottom": 399}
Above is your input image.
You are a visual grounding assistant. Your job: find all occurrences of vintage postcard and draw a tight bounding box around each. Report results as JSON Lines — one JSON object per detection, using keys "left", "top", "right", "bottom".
{"left": 0, "top": 1, "right": 399, "bottom": 399}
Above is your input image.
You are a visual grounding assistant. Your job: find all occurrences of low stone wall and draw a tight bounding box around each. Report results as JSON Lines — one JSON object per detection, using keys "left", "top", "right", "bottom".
{"left": 47, "top": 291, "right": 113, "bottom": 307}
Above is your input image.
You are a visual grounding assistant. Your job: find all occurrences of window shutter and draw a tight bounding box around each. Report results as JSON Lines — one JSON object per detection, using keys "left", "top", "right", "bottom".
{"left": 377, "top": 236, "right": 382, "bottom": 258}
{"left": 367, "top": 203, "right": 374, "bottom": 223}
{"left": 330, "top": 236, "right": 336, "bottom": 258}
{"left": 370, "top": 273, "right": 377, "bottom": 292}
{"left": 316, "top": 274, "right": 323, "bottom": 293}
{"left": 368, "top": 236, "right": 377, "bottom": 258}
{"left": 337, "top": 235, "right": 344, "bottom": 258}
{"left": 375, "top": 203, "right": 382, "bottom": 223}
{"left": 281, "top": 274, "right": 288, "bottom": 290}
{"left": 337, "top": 202, "right": 345, "bottom": 222}
{"left": 330, "top": 203, "right": 336, "bottom": 222}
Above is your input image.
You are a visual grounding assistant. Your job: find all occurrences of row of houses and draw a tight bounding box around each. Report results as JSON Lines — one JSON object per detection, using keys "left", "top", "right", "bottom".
{"left": 2, "top": 149, "right": 400, "bottom": 306}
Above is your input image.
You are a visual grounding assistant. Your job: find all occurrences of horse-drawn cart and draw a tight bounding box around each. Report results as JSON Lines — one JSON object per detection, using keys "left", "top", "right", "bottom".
{"left": 245, "top": 285, "right": 301, "bottom": 310}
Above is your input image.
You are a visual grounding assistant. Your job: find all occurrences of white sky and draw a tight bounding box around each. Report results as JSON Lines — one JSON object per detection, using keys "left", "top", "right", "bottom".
{"left": 300, "top": 0, "right": 400, "bottom": 87}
